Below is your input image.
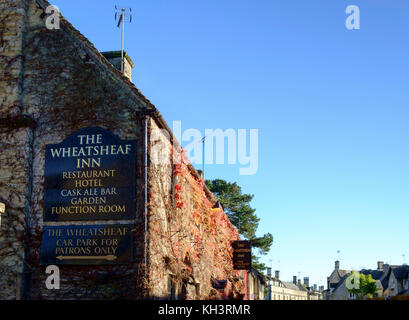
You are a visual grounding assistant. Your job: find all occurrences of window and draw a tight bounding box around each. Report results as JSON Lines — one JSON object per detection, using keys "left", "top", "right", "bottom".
{"left": 0, "top": 202, "right": 4, "bottom": 227}
{"left": 179, "top": 279, "right": 187, "bottom": 300}
{"left": 195, "top": 283, "right": 201, "bottom": 299}
{"left": 168, "top": 275, "right": 177, "bottom": 300}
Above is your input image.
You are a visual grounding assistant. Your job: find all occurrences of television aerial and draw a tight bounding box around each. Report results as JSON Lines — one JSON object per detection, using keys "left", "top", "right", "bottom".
{"left": 114, "top": 6, "right": 132, "bottom": 72}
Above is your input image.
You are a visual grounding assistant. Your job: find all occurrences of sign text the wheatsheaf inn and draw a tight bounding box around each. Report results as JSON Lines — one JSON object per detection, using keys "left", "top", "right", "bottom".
{"left": 43, "top": 127, "right": 137, "bottom": 221}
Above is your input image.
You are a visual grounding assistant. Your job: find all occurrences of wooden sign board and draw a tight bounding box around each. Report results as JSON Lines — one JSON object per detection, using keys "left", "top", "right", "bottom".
{"left": 232, "top": 240, "right": 252, "bottom": 270}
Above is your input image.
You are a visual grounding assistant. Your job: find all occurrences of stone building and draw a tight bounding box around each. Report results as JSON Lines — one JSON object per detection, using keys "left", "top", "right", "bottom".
{"left": 326, "top": 260, "right": 351, "bottom": 293}
{"left": 384, "top": 265, "right": 409, "bottom": 297}
{"left": 307, "top": 287, "right": 323, "bottom": 300}
{"left": 0, "top": 0, "right": 246, "bottom": 299}
{"left": 265, "top": 271, "right": 310, "bottom": 300}
{"left": 246, "top": 268, "right": 266, "bottom": 300}
{"left": 324, "top": 260, "right": 409, "bottom": 300}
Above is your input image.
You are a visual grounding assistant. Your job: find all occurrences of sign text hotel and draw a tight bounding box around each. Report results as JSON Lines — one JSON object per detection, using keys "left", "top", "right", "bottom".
{"left": 43, "top": 127, "right": 137, "bottom": 221}
{"left": 41, "top": 127, "right": 136, "bottom": 265}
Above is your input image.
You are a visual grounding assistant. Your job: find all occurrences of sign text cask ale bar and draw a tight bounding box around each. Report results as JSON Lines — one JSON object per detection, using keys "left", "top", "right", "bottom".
{"left": 43, "top": 127, "right": 137, "bottom": 221}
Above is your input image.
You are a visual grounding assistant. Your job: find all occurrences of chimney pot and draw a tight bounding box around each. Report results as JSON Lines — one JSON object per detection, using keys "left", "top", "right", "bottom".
{"left": 303, "top": 277, "right": 309, "bottom": 287}
{"left": 335, "top": 260, "right": 340, "bottom": 270}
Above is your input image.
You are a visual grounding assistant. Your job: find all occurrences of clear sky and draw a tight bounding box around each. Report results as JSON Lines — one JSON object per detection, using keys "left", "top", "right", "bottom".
{"left": 50, "top": 0, "right": 409, "bottom": 287}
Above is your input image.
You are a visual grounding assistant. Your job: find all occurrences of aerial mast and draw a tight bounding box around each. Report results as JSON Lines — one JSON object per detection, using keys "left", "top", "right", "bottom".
{"left": 115, "top": 6, "right": 132, "bottom": 73}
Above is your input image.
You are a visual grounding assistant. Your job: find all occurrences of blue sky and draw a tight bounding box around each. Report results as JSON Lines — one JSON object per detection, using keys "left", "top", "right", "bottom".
{"left": 51, "top": 0, "right": 409, "bottom": 286}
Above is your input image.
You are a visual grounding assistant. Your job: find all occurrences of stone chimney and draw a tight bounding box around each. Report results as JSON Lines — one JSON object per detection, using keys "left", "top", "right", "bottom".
{"left": 377, "top": 261, "right": 384, "bottom": 271}
{"left": 313, "top": 284, "right": 317, "bottom": 291}
{"left": 297, "top": 279, "right": 301, "bottom": 286}
{"left": 293, "top": 276, "right": 297, "bottom": 284}
{"left": 275, "top": 270, "right": 280, "bottom": 279}
{"left": 266, "top": 267, "right": 272, "bottom": 277}
{"left": 335, "top": 260, "right": 340, "bottom": 270}
{"left": 101, "top": 51, "right": 135, "bottom": 82}
{"left": 303, "top": 277, "right": 309, "bottom": 287}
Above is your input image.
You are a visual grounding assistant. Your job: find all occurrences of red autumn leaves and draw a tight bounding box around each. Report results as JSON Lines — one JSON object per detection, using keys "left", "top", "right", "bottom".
{"left": 174, "top": 184, "right": 183, "bottom": 209}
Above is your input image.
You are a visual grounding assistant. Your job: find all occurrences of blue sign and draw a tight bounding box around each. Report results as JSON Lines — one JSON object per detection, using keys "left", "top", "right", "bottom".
{"left": 43, "top": 127, "right": 137, "bottom": 221}
{"left": 40, "top": 224, "right": 133, "bottom": 265}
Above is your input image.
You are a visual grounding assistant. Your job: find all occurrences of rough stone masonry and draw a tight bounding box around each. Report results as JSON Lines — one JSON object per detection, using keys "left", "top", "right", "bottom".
{"left": 0, "top": 0, "right": 246, "bottom": 299}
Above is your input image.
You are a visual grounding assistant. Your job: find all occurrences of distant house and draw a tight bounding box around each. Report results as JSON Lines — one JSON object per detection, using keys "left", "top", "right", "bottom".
{"left": 324, "top": 260, "right": 351, "bottom": 299}
{"left": 359, "top": 261, "right": 392, "bottom": 297}
{"left": 329, "top": 274, "right": 351, "bottom": 300}
{"left": 265, "top": 271, "right": 312, "bottom": 300}
{"left": 247, "top": 268, "right": 266, "bottom": 300}
{"left": 385, "top": 265, "right": 409, "bottom": 297}
{"left": 247, "top": 268, "right": 322, "bottom": 300}
{"left": 327, "top": 260, "right": 351, "bottom": 292}
{"left": 325, "top": 260, "right": 409, "bottom": 300}
{"left": 308, "top": 284, "right": 324, "bottom": 300}
{"left": 330, "top": 273, "right": 383, "bottom": 300}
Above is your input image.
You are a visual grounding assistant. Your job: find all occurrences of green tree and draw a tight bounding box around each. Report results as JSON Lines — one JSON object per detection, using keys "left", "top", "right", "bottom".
{"left": 345, "top": 271, "right": 377, "bottom": 300}
{"left": 205, "top": 179, "right": 273, "bottom": 272}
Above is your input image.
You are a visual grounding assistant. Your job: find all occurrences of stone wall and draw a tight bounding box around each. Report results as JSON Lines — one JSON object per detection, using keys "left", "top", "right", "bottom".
{"left": 0, "top": 0, "right": 31, "bottom": 300}
{"left": 0, "top": 0, "right": 28, "bottom": 117}
{"left": 24, "top": 0, "right": 149, "bottom": 299}
{"left": 0, "top": 127, "right": 32, "bottom": 299}
{"left": 1, "top": 0, "right": 147, "bottom": 299}
{"left": 147, "top": 120, "right": 245, "bottom": 299}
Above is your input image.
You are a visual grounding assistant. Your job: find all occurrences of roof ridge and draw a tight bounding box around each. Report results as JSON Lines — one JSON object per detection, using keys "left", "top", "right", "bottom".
{"left": 36, "top": 0, "right": 155, "bottom": 111}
